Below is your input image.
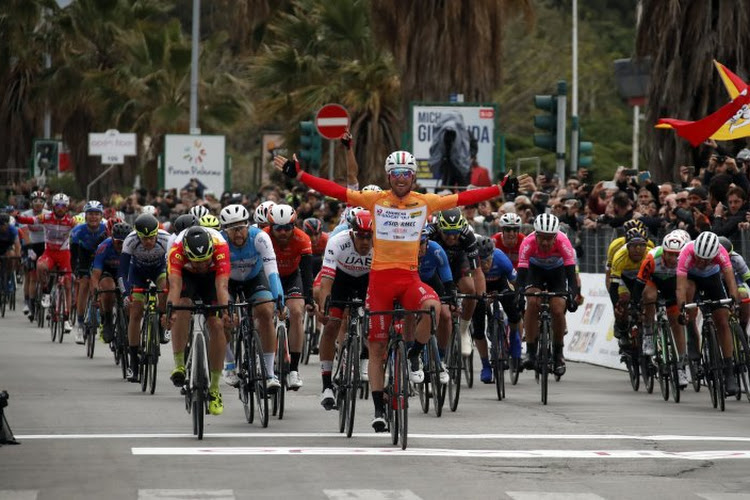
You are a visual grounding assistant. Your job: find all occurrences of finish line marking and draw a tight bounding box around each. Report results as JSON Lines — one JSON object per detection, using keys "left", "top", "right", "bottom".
{"left": 16, "top": 432, "right": 750, "bottom": 442}
{"left": 130, "top": 447, "right": 750, "bottom": 460}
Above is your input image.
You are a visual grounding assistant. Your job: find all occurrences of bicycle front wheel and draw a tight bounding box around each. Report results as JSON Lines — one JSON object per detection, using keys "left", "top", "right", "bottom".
{"left": 446, "top": 326, "right": 461, "bottom": 412}
{"left": 539, "top": 319, "right": 550, "bottom": 405}
{"left": 273, "top": 323, "right": 288, "bottom": 420}
{"left": 251, "top": 330, "right": 269, "bottom": 428}
{"left": 192, "top": 334, "right": 208, "bottom": 439}
{"left": 345, "top": 332, "right": 361, "bottom": 438}
{"left": 396, "top": 341, "right": 409, "bottom": 450}
{"left": 429, "top": 337, "right": 444, "bottom": 417}
{"left": 665, "top": 327, "right": 680, "bottom": 404}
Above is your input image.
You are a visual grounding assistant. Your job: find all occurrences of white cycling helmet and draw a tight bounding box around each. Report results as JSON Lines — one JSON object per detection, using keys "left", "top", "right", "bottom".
{"left": 384, "top": 150, "right": 417, "bottom": 174}
{"left": 220, "top": 204, "right": 249, "bottom": 226}
{"left": 52, "top": 193, "right": 70, "bottom": 206}
{"left": 115, "top": 210, "right": 126, "bottom": 221}
{"left": 189, "top": 205, "right": 210, "bottom": 219}
{"left": 671, "top": 229, "right": 691, "bottom": 243}
{"left": 694, "top": 231, "right": 720, "bottom": 260}
{"left": 141, "top": 204, "right": 157, "bottom": 216}
{"left": 662, "top": 232, "right": 687, "bottom": 253}
{"left": 254, "top": 200, "right": 276, "bottom": 224}
{"left": 499, "top": 212, "right": 522, "bottom": 228}
{"left": 346, "top": 206, "right": 366, "bottom": 226}
{"left": 362, "top": 184, "right": 383, "bottom": 192}
{"left": 533, "top": 213, "right": 560, "bottom": 235}
{"left": 268, "top": 204, "right": 297, "bottom": 225}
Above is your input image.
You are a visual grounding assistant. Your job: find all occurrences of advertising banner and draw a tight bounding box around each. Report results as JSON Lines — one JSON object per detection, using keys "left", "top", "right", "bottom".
{"left": 164, "top": 135, "right": 226, "bottom": 196}
{"left": 409, "top": 103, "right": 497, "bottom": 187}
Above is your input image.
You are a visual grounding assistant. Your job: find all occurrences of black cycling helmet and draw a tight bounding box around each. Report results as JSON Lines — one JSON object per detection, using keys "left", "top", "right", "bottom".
{"left": 173, "top": 214, "right": 198, "bottom": 234}
{"left": 718, "top": 236, "right": 733, "bottom": 253}
{"left": 112, "top": 222, "right": 132, "bottom": 241}
{"left": 437, "top": 208, "right": 465, "bottom": 232}
{"left": 183, "top": 226, "right": 214, "bottom": 262}
{"left": 302, "top": 217, "right": 323, "bottom": 235}
{"left": 0, "top": 213, "right": 9, "bottom": 226}
{"left": 476, "top": 235, "right": 495, "bottom": 259}
{"left": 134, "top": 214, "right": 159, "bottom": 238}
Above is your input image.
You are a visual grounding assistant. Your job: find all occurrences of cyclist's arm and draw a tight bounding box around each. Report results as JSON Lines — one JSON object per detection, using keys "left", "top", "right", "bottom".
{"left": 117, "top": 253, "right": 132, "bottom": 294}
{"left": 723, "top": 266, "right": 740, "bottom": 303}
{"left": 90, "top": 269, "right": 102, "bottom": 297}
{"left": 15, "top": 215, "right": 36, "bottom": 225}
{"left": 300, "top": 254, "right": 314, "bottom": 305}
{"left": 167, "top": 272, "right": 182, "bottom": 308}
{"left": 12, "top": 233, "right": 21, "bottom": 256}
{"left": 344, "top": 133, "right": 359, "bottom": 188}
{"left": 319, "top": 275, "right": 334, "bottom": 313}
{"left": 215, "top": 274, "right": 230, "bottom": 307}
{"left": 255, "top": 232, "right": 284, "bottom": 305}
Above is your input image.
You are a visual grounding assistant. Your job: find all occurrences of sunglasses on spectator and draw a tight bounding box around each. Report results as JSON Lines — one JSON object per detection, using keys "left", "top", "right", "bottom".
{"left": 389, "top": 169, "right": 414, "bottom": 179}
{"left": 273, "top": 224, "right": 294, "bottom": 232}
{"left": 354, "top": 231, "right": 372, "bottom": 240}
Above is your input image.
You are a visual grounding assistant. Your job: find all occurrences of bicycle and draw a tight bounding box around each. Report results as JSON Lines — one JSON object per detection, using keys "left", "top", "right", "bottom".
{"left": 456, "top": 293, "right": 484, "bottom": 389}
{"left": 729, "top": 302, "right": 750, "bottom": 403}
{"left": 83, "top": 292, "right": 100, "bottom": 359}
{"left": 132, "top": 282, "right": 166, "bottom": 395}
{"left": 439, "top": 295, "right": 461, "bottom": 412}
{"left": 619, "top": 303, "right": 646, "bottom": 392}
{"left": 302, "top": 309, "right": 319, "bottom": 365}
{"left": 648, "top": 299, "right": 680, "bottom": 403}
{"left": 111, "top": 289, "right": 129, "bottom": 379}
{"left": 415, "top": 303, "right": 445, "bottom": 418}
{"left": 47, "top": 270, "right": 70, "bottom": 344}
{"left": 167, "top": 300, "right": 232, "bottom": 440}
{"left": 367, "top": 303, "right": 436, "bottom": 450}
{"left": 233, "top": 293, "right": 274, "bottom": 428}
{"left": 327, "top": 297, "right": 365, "bottom": 437}
{"left": 34, "top": 277, "right": 45, "bottom": 328}
{"left": 272, "top": 311, "right": 291, "bottom": 420}
{"left": 486, "top": 290, "right": 518, "bottom": 401}
{"left": 0, "top": 256, "right": 20, "bottom": 317}
{"left": 684, "top": 297, "right": 733, "bottom": 411}
{"left": 524, "top": 289, "right": 568, "bottom": 405}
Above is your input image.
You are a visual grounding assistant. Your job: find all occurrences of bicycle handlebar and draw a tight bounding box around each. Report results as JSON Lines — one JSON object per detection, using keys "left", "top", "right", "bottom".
{"left": 523, "top": 290, "right": 569, "bottom": 298}
{"left": 166, "top": 302, "right": 233, "bottom": 316}
{"left": 683, "top": 298, "right": 733, "bottom": 310}
{"left": 324, "top": 297, "right": 365, "bottom": 316}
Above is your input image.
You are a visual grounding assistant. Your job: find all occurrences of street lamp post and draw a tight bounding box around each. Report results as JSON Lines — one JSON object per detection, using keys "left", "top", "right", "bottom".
{"left": 189, "top": 0, "right": 200, "bottom": 135}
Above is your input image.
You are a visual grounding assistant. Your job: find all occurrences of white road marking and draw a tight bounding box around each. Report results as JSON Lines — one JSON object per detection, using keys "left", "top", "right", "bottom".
{"left": 508, "top": 493, "right": 605, "bottom": 500}
{"left": 0, "top": 492, "right": 38, "bottom": 500}
{"left": 16, "top": 432, "right": 750, "bottom": 442}
{"left": 697, "top": 495, "right": 750, "bottom": 500}
{"left": 324, "top": 490, "right": 423, "bottom": 500}
{"left": 138, "top": 490, "right": 235, "bottom": 500}
{"left": 130, "top": 447, "right": 750, "bottom": 460}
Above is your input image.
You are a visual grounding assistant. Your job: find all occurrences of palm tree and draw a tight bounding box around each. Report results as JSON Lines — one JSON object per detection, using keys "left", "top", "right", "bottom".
{"left": 370, "top": 0, "right": 534, "bottom": 106}
{"left": 249, "top": 0, "right": 401, "bottom": 185}
{"left": 636, "top": 0, "right": 750, "bottom": 181}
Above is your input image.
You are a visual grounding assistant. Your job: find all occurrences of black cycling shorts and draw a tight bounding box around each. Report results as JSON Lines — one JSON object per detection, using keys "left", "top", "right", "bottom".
{"left": 22, "top": 242, "right": 45, "bottom": 270}
{"left": 689, "top": 271, "right": 728, "bottom": 310}
{"left": 180, "top": 270, "right": 218, "bottom": 304}
{"left": 74, "top": 252, "right": 95, "bottom": 279}
{"left": 649, "top": 275, "right": 677, "bottom": 307}
{"left": 526, "top": 264, "right": 567, "bottom": 293}
{"left": 448, "top": 253, "right": 471, "bottom": 280}
{"left": 229, "top": 273, "right": 274, "bottom": 304}
{"left": 281, "top": 270, "right": 303, "bottom": 298}
{"left": 330, "top": 271, "right": 369, "bottom": 305}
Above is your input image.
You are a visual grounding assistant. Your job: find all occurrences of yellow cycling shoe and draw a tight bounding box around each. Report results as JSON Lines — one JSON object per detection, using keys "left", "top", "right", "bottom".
{"left": 208, "top": 390, "right": 223, "bottom": 415}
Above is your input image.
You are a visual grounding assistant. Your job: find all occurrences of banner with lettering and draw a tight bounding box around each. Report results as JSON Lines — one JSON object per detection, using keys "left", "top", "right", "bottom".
{"left": 409, "top": 103, "right": 498, "bottom": 188}
{"left": 164, "top": 135, "right": 226, "bottom": 196}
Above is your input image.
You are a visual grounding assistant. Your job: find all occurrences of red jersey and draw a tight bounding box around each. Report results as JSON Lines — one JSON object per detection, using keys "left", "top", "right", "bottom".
{"left": 263, "top": 227, "right": 312, "bottom": 278}
{"left": 311, "top": 231, "right": 329, "bottom": 256}
{"left": 492, "top": 231, "right": 525, "bottom": 268}
{"left": 167, "top": 234, "right": 231, "bottom": 278}
{"left": 16, "top": 212, "right": 76, "bottom": 251}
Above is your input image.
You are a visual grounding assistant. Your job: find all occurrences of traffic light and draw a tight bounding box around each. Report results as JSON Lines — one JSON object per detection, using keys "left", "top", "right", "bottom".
{"left": 578, "top": 129, "right": 593, "bottom": 168}
{"left": 299, "top": 121, "right": 322, "bottom": 169}
{"left": 532, "top": 95, "right": 558, "bottom": 152}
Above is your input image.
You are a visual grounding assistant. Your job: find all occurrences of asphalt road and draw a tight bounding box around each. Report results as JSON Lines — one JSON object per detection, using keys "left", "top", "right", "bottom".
{"left": 2, "top": 296, "right": 750, "bottom": 500}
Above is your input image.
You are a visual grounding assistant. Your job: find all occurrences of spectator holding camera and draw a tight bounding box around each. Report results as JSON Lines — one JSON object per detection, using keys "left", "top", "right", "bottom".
{"left": 712, "top": 186, "right": 749, "bottom": 239}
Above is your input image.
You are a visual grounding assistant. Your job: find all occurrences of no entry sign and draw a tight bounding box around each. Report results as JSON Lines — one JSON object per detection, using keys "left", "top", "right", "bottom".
{"left": 315, "top": 104, "right": 350, "bottom": 140}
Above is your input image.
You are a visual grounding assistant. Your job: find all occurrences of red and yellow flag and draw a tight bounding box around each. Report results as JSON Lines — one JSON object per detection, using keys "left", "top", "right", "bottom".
{"left": 656, "top": 61, "right": 750, "bottom": 145}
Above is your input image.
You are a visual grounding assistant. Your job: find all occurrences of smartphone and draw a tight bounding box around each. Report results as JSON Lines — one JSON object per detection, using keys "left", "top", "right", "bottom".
{"left": 602, "top": 181, "right": 617, "bottom": 190}
{"left": 638, "top": 171, "right": 651, "bottom": 183}
{"left": 622, "top": 168, "right": 638, "bottom": 176}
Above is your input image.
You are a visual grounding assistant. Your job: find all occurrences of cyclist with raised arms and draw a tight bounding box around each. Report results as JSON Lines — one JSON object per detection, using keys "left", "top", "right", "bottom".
{"left": 275, "top": 150, "right": 502, "bottom": 432}
{"left": 631, "top": 230, "right": 691, "bottom": 387}
{"left": 16, "top": 193, "right": 77, "bottom": 333}
{"left": 91, "top": 222, "right": 132, "bottom": 343}
{"left": 220, "top": 204, "right": 284, "bottom": 390}
{"left": 427, "top": 209, "right": 487, "bottom": 360}
{"left": 118, "top": 214, "right": 171, "bottom": 383}
{"left": 475, "top": 235, "right": 521, "bottom": 381}
{"left": 19, "top": 191, "right": 48, "bottom": 318}
{"left": 517, "top": 214, "right": 578, "bottom": 377}
{"left": 609, "top": 227, "right": 650, "bottom": 350}
{"left": 677, "top": 231, "right": 740, "bottom": 395}
{"left": 318, "top": 210, "right": 374, "bottom": 410}
{"left": 70, "top": 201, "right": 107, "bottom": 344}
{"left": 491, "top": 213, "right": 525, "bottom": 268}
{"left": 264, "top": 203, "right": 314, "bottom": 390}
{"left": 166, "top": 226, "right": 232, "bottom": 415}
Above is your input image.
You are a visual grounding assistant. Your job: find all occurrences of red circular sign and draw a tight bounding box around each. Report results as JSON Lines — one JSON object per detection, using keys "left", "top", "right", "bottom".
{"left": 315, "top": 104, "right": 350, "bottom": 140}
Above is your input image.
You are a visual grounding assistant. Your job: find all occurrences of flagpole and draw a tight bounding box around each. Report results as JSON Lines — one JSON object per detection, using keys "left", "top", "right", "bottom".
{"left": 570, "top": 0, "right": 579, "bottom": 176}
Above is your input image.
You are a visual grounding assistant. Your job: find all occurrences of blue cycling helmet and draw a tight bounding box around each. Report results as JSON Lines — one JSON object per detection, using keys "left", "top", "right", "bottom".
{"left": 84, "top": 200, "right": 104, "bottom": 213}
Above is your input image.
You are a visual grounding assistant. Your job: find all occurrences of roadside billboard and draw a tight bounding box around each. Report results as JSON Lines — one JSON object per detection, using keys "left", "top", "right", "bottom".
{"left": 164, "top": 135, "right": 227, "bottom": 196}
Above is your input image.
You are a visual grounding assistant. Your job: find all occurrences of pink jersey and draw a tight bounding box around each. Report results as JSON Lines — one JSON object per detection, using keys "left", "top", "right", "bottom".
{"left": 677, "top": 241, "right": 732, "bottom": 278}
{"left": 16, "top": 213, "right": 76, "bottom": 251}
{"left": 517, "top": 231, "right": 577, "bottom": 270}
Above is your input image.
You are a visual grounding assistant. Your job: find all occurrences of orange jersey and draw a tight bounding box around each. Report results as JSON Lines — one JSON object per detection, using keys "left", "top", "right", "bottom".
{"left": 346, "top": 190, "right": 459, "bottom": 272}
{"left": 263, "top": 227, "right": 312, "bottom": 277}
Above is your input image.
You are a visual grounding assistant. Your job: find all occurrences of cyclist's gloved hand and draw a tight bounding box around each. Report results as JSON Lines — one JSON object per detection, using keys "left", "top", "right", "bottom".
{"left": 566, "top": 292, "right": 578, "bottom": 313}
{"left": 678, "top": 311, "right": 688, "bottom": 325}
{"left": 281, "top": 157, "right": 301, "bottom": 178}
{"left": 341, "top": 131, "right": 352, "bottom": 150}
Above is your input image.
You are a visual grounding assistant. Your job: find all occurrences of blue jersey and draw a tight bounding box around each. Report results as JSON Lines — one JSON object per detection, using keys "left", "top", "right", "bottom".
{"left": 70, "top": 222, "right": 107, "bottom": 253}
{"left": 330, "top": 222, "right": 349, "bottom": 237}
{"left": 222, "top": 226, "right": 283, "bottom": 301}
{"left": 419, "top": 240, "right": 453, "bottom": 283}
{"left": 486, "top": 248, "right": 517, "bottom": 283}
{"left": 92, "top": 238, "right": 121, "bottom": 274}
{"left": 0, "top": 224, "right": 19, "bottom": 247}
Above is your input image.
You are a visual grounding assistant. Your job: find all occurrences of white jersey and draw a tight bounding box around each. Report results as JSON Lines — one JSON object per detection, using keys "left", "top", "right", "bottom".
{"left": 320, "top": 231, "right": 372, "bottom": 279}
{"left": 20, "top": 209, "right": 49, "bottom": 245}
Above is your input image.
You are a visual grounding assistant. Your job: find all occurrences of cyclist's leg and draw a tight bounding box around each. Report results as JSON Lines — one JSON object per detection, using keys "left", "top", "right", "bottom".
{"left": 99, "top": 274, "right": 116, "bottom": 340}
{"left": 471, "top": 269, "right": 491, "bottom": 376}
{"left": 640, "top": 284, "right": 657, "bottom": 353}
{"left": 58, "top": 251, "right": 73, "bottom": 324}
{"left": 401, "top": 273, "right": 440, "bottom": 380}
{"left": 499, "top": 290, "right": 522, "bottom": 360}
{"left": 739, "top": 285, "right": 750, "bottom": 333}
{"left": 281, "top": 271, "right": 305, "bottom": 385}
{"left": 319, "top": 305, "right": 342, "bottom": 408}
{"left": 76, "top": 273, "right": 90, "bottom": 325}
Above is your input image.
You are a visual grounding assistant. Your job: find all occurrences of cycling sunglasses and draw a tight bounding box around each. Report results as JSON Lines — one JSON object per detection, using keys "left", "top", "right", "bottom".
{"left": 440, "top": 229, "right": 462, "bottom": 236}
{"left": 389, "top": 169, "right": 414, "bottom": 179}
{"left": 225, "top": 223, "right": 248, "bottom": 232}
{"left": 273, "top": 223, "right": 294, "bottom": 232}
{"left": 354, "top": 231, "right": 372, "bottom": 240}
{"left": 502, "top": 227, "right": 520, "bottom": 233}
